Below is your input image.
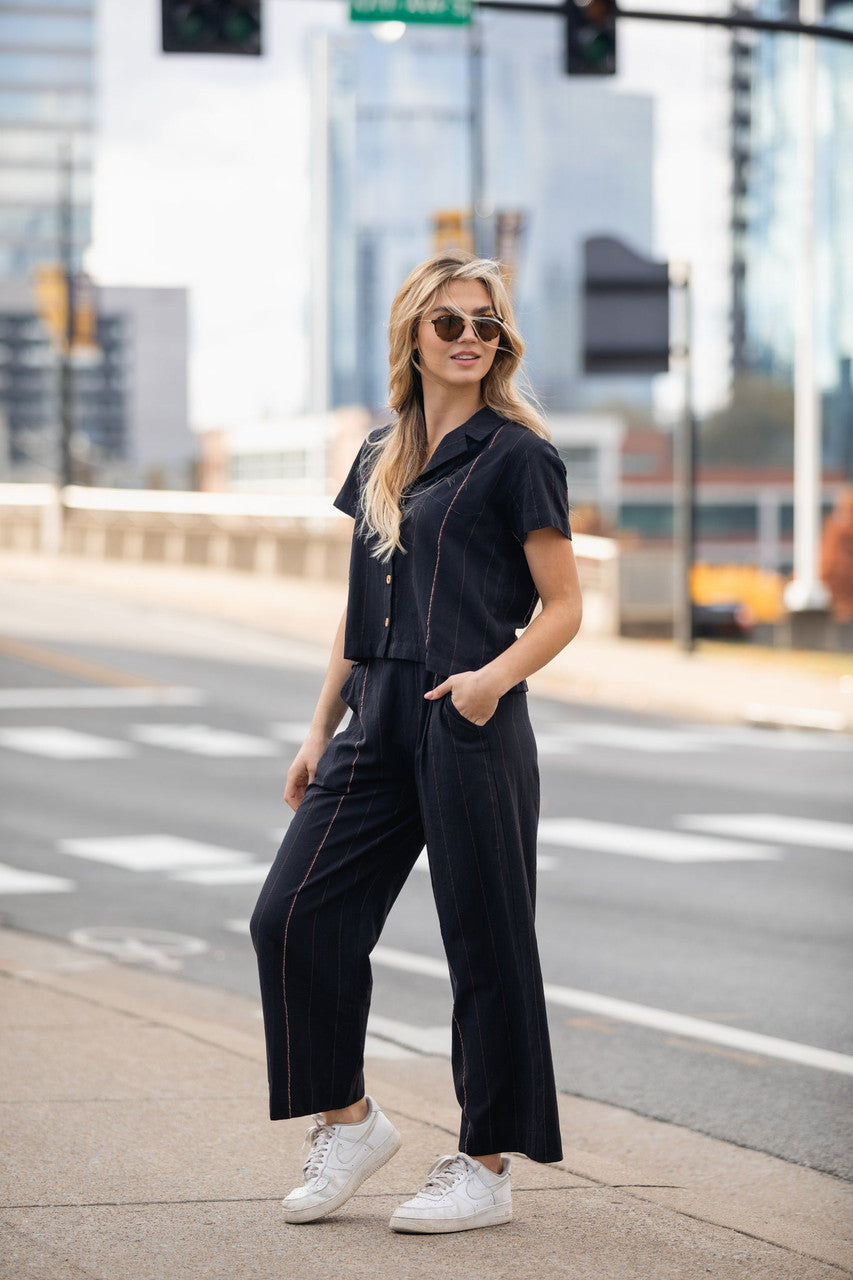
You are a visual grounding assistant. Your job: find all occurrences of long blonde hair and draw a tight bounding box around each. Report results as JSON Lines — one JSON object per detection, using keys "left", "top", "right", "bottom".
{"left": 359, "top": 251, "right": 549, "bottom": 561}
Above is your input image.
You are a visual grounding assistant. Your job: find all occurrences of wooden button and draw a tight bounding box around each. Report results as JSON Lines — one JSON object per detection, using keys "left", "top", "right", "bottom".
{"left": 386, "top": 574, "right": 391, "bottom": 584}
{"left": 384, "top": 617, "right": 390, "bottom": 627}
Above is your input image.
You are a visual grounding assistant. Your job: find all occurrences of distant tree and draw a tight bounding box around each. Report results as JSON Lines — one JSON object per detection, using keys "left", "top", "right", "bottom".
{"left": 698, "top": 375, "right": 794, "bottom": 467}
{"left": 820, "top": 486, "right": 853, "bottom": 621}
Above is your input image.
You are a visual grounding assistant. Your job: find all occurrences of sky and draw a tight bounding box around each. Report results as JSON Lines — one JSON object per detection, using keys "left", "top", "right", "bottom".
{"left": 86, "top": 0, "right": 734, "bottom": 431}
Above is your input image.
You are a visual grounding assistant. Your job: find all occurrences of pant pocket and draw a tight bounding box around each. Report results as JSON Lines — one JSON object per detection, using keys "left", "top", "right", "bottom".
{"left": 443, "top": 694, "right": 486, "bottom": 734}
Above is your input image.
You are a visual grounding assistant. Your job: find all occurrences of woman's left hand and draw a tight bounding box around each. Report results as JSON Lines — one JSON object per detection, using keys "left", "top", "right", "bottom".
{"left": 424, "top": 670, "right": 499, "bottom": 726}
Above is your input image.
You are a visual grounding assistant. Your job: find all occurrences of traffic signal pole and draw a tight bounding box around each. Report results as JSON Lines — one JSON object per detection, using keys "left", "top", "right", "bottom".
{"left": 474, "top": 0, "right": 853, "bottom": 47}
{"left": 670, "top": 264, "right": 695, "bottom": 653}
{"left": 784, "top": 0, "right": 831, "bottom": 633}
{"left": 59, "top": 139, "right": 75, "bottom": 492}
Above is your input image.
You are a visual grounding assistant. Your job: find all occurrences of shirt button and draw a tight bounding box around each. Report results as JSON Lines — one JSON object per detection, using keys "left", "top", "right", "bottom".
{"left": 384, "top": 617, "right": 390, "bottom": 627}
{"left": 386, "top": 574, "right": 391, "bottom": 584}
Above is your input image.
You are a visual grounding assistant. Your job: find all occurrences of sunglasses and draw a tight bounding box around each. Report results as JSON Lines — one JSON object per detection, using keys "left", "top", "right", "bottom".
{"left": 428, "top": 313, "right": 504, "bottom": 343}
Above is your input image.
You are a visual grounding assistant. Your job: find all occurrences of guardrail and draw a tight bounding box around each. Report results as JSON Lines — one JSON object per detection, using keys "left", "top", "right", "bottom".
{"left": 0, "top": 483, "right": 642, "bottom": 635}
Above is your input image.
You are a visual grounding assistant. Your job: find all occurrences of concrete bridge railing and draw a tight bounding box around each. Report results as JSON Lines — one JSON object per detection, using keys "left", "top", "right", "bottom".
{"left": 0, "top": 483, "right": 661, "bottom": 637}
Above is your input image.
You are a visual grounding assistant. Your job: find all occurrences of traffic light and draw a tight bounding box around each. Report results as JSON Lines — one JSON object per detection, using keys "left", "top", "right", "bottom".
{"left": 161, "top": 1, "right": 262, "bottom": 55}
{"left": 432, "top": 209, "right": 475, "bottom": 254}
{"left": 565, "top": 0, "right": 617, "bottom": 76}
{"left": 33, "top": 264, "right": 68, "bottom": 351}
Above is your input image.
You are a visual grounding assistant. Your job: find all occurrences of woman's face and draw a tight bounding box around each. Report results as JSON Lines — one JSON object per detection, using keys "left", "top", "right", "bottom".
{"left": 413, "top": 279, "right": 501, "bottom": 394}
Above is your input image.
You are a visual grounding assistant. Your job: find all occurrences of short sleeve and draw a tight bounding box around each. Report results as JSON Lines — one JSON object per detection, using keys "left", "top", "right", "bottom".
{"left": 509, "top": 438, "right": 572, "bottom": 544}
{"left": 333, "top": 442, "right": 368, "bottom": 518}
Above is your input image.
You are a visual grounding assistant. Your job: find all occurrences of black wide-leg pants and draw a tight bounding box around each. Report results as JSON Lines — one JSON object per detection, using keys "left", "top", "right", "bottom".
{"left": 250, "top": 657, "right": 563, "bottom": 1164}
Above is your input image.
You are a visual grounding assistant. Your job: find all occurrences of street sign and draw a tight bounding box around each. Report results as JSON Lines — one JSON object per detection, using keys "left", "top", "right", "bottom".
{"left": 350, "top": 0, "right": 472, "bottom": 24}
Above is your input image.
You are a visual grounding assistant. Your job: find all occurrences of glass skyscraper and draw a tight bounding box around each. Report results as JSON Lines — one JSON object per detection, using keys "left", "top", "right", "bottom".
{"left": 0, "top": 0, "right": 95, "bottom": 279}
{"left": 314, "top": 12, "right": 656, "bottom": 418}
{"left": 736, "top": 0, "right": 853, "bottom": 471}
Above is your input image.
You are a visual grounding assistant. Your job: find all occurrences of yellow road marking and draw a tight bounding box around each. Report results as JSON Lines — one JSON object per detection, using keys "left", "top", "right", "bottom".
{"left": 0, "top": 636, "right": 164, "bottom": 689}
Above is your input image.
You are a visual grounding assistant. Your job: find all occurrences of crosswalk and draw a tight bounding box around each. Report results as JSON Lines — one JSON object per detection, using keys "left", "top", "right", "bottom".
{"left": 0, "top": 699, "right": 850, "bottom": 763}
{"left": 0, "top": 727, "right": 134, "bottom": 759}
{"left": 1, "top": 809, "right": 850, "bottom": 898}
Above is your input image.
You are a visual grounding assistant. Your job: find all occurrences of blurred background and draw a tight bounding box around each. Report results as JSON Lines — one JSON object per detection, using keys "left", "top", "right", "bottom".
{"left": 0, "top": 0, "right": 851, "bottom": 644}
{"left": 1, "top": 1, "right": 852, "bottom": 1187}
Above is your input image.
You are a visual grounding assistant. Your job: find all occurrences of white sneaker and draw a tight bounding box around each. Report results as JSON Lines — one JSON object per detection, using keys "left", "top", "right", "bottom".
{"left": 389, "top": 1152, "right": 512, "bottom": 1234}
{"left": 281, "top": 1096, "right": 401, "bottom": 1223}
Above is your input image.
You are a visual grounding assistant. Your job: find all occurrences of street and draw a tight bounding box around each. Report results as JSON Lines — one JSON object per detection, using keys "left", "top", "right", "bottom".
{"left": 1, "top": 580, "right": 851, "bottom": 1181}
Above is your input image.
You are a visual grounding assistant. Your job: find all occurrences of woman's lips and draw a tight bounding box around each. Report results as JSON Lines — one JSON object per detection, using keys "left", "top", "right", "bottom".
{"left": 451, "top": 353, "right": 479, "bottom": 363}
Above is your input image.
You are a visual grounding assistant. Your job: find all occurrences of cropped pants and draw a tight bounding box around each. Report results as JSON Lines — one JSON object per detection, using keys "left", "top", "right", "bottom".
{"left": 249, "top": 656, "right": 563, "bottom": 1164}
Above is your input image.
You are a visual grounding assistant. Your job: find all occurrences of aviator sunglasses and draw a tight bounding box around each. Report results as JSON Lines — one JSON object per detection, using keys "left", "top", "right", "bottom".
{"left": 428, "top": 312, "right": 504, "bottom": 343}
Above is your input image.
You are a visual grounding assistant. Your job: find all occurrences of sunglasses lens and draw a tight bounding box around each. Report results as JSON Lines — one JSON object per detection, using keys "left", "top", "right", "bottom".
{"left": 432, "top": 314, "right": 503, "bottom": 342}
{"left": 474, "top": 318, "right": 501, "bottom": 342}
{"left": 433, "top": 315, "right": 465, "bottom": 341}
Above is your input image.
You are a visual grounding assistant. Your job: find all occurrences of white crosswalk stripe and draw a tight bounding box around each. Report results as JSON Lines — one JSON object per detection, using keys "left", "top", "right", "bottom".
{"left": 0, "top": 727, "right": 134, "bottom": 759}
{"left": 173, "top": 864, "right": 270, "bottom": 885}
{"left": 534, "top": 721, "right": 850, "bottom": 756}
{"left": 58, "top": 835, "right": 255, "bottom": 872}
{"left": 538, "top": 724, "right": 712, "bottom": 754}
{"left": 413, "top": 848, "right": 556, "bottom": 873}
{"left": 270, "top": 722, "right": 313, "bottom": 745}
{"left": 679, "top": 814, "right": 853, "bottom": 851}
{"left": 129, "top": 724, "right": 280, "bottom": 757}
{"left": 0, "top": 862, "right": 75, "bottom": 894}
{"left": 537, "top": 818, "right": 780, "bottom": 862}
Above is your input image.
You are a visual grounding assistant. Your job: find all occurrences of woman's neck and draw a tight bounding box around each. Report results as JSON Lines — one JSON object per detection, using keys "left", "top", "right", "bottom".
{"left": 421, "top": 383, "right": 484, "bottom": 454}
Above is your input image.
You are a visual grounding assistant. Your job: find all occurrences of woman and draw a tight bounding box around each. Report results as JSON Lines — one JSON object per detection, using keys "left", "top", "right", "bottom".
{"left": 250, "top": 251, "right": 582, "bottom": 1234}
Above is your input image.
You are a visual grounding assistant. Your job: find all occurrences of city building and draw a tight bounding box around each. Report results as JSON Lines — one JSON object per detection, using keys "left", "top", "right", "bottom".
{"left": 0, "top": 0, "right": 94, "bottom": 279}
{"left": 310, "top": 13, "right": 656, "bottom": 420}
{"left": 729, "top": 0, "right": 853, "bottom": 473}
{"left": 618, "top": 425, "right": 845, "bottom": 572}
{"left": 197, "top": 407, "right": 371, "bottom": 496}
{"left": 0, "top": 279, "right": 192, "bottom": 486}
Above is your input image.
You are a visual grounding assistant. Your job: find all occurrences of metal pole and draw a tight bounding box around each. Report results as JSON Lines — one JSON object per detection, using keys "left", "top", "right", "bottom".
{"left": 783, "top": 0, "right": 830, "bottom": 616}
{"left": 59, "top": 137, "right": 75, "bottom": 491}
{"left": 309, "top": 33, "right": 330, "bottom": 414}
{"left": 672, "top": 264, "right": 694, "bottom": 652}
{"left": 468, "top": 19, "right": 488, "bottom": 255}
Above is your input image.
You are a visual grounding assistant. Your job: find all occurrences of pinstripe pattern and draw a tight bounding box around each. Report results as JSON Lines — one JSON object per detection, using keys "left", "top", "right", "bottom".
{"left": 250, "top": 657, "right": 563, "bottom": 1165}
{"left": 333, "top": 408, "right": 571, "bottom": 681}
{"left": 251, "top": 410, "right": 569, "bottom": 1163}
{"left": 424, "top": 424, "right": 506, "bottom": 653}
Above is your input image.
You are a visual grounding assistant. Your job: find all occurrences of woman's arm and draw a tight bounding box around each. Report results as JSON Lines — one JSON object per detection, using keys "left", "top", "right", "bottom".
{"left": 284, "top": 605, "right": 353, "bottom": 810}
{"left": 424, "top": 526, "right": 582, "bottom": 724}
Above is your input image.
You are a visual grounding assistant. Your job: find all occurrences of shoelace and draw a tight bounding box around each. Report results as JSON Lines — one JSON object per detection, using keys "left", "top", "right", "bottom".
{"left": 301, "top": 1117, "right": 334, "bottom": 1181}
{"left": 416, "top": 1154, "right": 471, "bottom": 1198}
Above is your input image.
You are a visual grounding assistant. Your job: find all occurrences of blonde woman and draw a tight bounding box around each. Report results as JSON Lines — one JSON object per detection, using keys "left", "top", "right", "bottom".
{"left": 251, "top": 251, "right": 582, "bottom": 1233}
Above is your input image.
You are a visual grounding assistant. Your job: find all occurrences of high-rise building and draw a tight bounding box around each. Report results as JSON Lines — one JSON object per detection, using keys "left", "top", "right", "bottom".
{"left": 0, "top": 279, "right": 191, "bottom": 486}
{"left": 729, "top": 0, "right": 853, "bottom": 472}
{"left": 0, "top": 0, "right": 95, "bottom": 278}
{"left": 0, "top": 4, "right": 194, "bottom": 485}
{"left": 311, "top": 14, "right": 656, "bottom": 420}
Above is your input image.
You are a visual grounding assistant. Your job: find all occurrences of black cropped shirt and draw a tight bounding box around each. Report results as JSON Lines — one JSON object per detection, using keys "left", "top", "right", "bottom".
{"left": 333, "top": 406, "right": 572, "bottom": 680}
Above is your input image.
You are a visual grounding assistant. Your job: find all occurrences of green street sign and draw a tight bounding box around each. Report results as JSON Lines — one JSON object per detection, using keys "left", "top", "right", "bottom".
{"left": 350, "top": 0, "right": 472, "bottom": 24}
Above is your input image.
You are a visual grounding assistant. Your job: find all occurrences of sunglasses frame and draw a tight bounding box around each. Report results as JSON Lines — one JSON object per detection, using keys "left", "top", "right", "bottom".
{"left": 427, "top": 312, "right": 505, "bottom": 344}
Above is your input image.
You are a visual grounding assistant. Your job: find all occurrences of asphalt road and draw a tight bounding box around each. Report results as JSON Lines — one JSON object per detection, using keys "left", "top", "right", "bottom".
{"left": 0, "top": 594, "right": 851, "bottom": 1181}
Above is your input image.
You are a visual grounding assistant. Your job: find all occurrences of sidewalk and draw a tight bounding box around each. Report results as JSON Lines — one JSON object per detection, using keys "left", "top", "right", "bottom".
{"left": 1, "top": 925, "right": 850, "bottom": 1280}
{"left": 1, "top": 552, "right": 852, "bottom": 731}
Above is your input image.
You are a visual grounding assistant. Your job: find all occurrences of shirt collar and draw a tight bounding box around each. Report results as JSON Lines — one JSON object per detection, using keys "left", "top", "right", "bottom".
{"left": 415, "top": 406, "right": 505, "bottom": 483}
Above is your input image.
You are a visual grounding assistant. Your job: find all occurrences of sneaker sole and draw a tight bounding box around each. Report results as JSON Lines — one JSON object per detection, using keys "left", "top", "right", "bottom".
{"left": 389, "top": 1201, "right": 512, "bottom": 1234}
{"left": 282, "top": 1127, "right": 402, "bottom": 1224}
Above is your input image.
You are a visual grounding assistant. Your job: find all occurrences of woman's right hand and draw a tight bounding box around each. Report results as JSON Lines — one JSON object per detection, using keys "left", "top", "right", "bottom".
{"left": 284, "top": 729, "right": 332, "bottom": 811}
